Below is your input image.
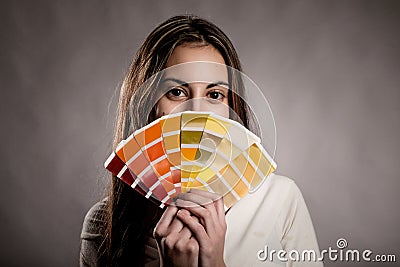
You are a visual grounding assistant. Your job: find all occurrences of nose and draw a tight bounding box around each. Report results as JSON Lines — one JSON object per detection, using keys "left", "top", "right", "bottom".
{"left": 190, "top": 97, "right": 204, "bottom": 111}
{"left": 188, "top": 84, "right": 206, "bottom": 112}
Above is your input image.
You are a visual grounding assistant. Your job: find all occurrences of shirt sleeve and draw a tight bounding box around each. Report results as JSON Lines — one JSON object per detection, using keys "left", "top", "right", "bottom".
{"left": 79, "top": 199, "right": 160, "bottom": 267}
{"left": 79, "top": 200, "right": 107, "bottom": 267}
{"left": 279, "top": 181, "right": 324, "bottom": 267}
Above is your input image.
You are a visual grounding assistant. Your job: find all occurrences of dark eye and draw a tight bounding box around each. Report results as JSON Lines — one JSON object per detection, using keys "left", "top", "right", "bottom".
{"left": 167, "top": 88, "right": 186, "bottom": 98}
{"left": 208, "top": 91, "right": 225, "bottom": 100}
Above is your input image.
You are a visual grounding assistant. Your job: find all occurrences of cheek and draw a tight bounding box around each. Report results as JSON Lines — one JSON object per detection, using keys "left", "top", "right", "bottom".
{"left": 213, "top": 102, "right": 230, "bottom": 118}
{"left": 155, "top": 97, "right": 183, "bottom": 117}
{"left": 211, "top": 97, "right": 229, "bottom": 118}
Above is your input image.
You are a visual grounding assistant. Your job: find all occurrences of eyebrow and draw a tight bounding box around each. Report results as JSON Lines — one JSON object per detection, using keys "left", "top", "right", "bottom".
{"left": 161, "top": 77, "right": 229, "bottom": 89}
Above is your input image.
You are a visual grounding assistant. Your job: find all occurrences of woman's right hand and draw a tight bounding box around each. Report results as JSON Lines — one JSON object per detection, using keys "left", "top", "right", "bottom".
{"left": 154, "top": 206, "right": 199, "bottom": 267}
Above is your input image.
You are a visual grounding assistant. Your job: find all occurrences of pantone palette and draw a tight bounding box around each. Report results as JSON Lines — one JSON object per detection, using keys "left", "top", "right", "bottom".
{"left": 104, "top": 111, "right": 277, "bottom": 209}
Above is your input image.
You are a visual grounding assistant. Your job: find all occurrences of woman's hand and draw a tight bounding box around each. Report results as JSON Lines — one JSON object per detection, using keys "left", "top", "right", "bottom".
{"left": 175, "top": 189, "right": 227, "bottom": 267}
{"left": 154, "top": 205, "right": 200, "bottom": 267}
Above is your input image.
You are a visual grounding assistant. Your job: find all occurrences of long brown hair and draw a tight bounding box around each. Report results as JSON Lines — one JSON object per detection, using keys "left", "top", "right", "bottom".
{"left": 103, "top": 14, "right": 254, "bottom": 266}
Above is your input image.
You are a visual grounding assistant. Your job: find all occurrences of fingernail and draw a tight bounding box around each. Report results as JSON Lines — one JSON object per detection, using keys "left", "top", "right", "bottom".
{"left": 177, "top": 209, "right": 189, "bottom": 216}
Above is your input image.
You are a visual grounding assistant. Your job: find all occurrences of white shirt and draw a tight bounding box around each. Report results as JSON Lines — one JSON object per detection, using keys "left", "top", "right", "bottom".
{"left": 224, "top": 173, "right": 324, "bottom": 267}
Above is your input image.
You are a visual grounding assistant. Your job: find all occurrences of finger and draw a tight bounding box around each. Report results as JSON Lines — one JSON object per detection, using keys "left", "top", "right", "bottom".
{"left": 188, "top": 188, "right": 222, "bottom": 201}
{"left": 178, "top": 212, "right": 201, "bottom": 239}
{"left": 176, "top": 199, "right": 216, "bottom": 235}
{"left": 179, "top": 226, "right": 193, "bottom": 239}
{"left": 174, "top": 237, "right": 199, "bottom": 267}
{"left": 188, "top": 188, "right": 225, "bottom": 215}
{"left": 177, "top": 210, "right": 195, "bottom": 239}
{"left": 178, "top": 191, "right": 214, "bottom": 207}
{"left": 176, "top": 209, "right": 209, "bottom": 247}
{"left": 162, "top": 232, "right": 180, "bottom": 252}
{"left": 154, "top": 206, "right": 178, "bottom": 239}
{"left": 160, "top": 237, "right": 166, "bottom": 258}
{"left": 167, "top": 215, "right": 185, "bottom": 234}
{"left": 214, "top": 197, "right": 226, "bottom": 225}
{"left": 187, "top": 238, "right": 200, "bottom": 261}
{"left": 178, "top": 192, "right": 220, "bottom": 228}
{"left": 188, "top": 188, "right": 226, "bottom": 224}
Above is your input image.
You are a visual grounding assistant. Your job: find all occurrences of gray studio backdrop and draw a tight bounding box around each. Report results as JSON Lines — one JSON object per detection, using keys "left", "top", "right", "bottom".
{"left": 1, "top": 1, "right": 399, "bottom": 266}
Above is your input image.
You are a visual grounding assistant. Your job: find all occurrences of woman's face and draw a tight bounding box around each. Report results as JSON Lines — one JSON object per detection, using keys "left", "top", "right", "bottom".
{"left": 155, "top": 44, "right": 230, "bottom": 118}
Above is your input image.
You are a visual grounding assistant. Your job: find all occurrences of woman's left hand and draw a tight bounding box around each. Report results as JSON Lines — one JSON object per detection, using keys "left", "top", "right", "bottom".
{"left": 175, "top": 189, "right": 227, "bottom": 267}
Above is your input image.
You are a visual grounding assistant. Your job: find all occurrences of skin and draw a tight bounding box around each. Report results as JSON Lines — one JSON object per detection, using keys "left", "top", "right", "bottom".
{"left": 155, "top": 44, "right": 230, "bottom": 118}
{"left": 153, "top": 44, "right": 228, "bottom": 267}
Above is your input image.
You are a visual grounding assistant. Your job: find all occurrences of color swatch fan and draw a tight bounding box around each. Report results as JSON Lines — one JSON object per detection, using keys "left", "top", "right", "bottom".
{"left": 104, "top": 111, "right": 277, "bottom": 209}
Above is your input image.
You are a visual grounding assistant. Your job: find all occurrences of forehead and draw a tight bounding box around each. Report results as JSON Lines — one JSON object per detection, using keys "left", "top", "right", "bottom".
{"left": 166, "top": 44, "right": 225, "bottom": 67}
{"left": 163, "top": 45, "right": 228, "bottom": 84}
{"left": 162, "top": 64, "right": 229, "bottom": 87}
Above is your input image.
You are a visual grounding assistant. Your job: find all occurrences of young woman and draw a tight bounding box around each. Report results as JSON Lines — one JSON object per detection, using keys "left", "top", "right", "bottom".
{"left": 80, "top": 15, "right": 323, "bottom": 267}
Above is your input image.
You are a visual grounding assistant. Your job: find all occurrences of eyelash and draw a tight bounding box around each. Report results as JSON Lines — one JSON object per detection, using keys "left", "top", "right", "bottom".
{"left": 166, "top": 87, "right": 187, "bottom": 98}
{"left": 165, "top": 87, "right": 226, "bottom": 101}
{"left": 207, "top": 90, "right": 225, "bottom": 100}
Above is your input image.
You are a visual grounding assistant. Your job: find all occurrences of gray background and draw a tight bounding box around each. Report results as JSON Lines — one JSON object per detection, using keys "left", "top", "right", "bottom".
{"left": 0, "top": 0, "right": 399, "bottom": 266}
